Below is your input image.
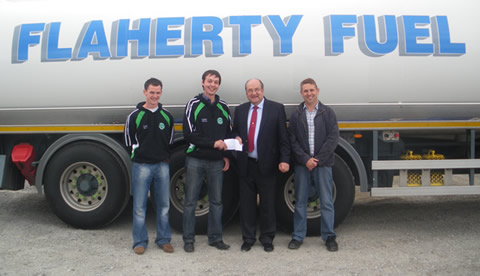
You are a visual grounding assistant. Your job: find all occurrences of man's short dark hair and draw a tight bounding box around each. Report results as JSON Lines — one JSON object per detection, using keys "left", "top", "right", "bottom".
{"left": 144, "top": 78, "right": 163, "bottom": 90}
{"left": 300, "top": 78, "right": 318, "bottom": 90}
{"left": 202, "top": 70, "right": 221, "bottom": 84}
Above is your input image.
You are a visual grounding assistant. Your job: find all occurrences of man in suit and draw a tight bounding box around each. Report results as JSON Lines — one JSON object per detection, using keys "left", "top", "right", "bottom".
{"left": 233, "top": 78, "right": 290, "bottom": 252}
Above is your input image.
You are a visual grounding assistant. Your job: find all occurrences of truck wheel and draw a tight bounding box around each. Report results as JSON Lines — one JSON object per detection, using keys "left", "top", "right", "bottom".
{"left": 168, "top": 147, "right": 239, "bottom": 234}
{"left": 276, "top": 154, "right": 355, "bottom": 236}
{"left": 44, "top": 142, "right": 129, "bottom": 229}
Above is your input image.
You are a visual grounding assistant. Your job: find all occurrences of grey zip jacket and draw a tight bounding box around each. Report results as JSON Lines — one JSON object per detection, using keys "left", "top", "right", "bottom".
{"left": 289, "top": 101, "right": 339, "bottom": 167}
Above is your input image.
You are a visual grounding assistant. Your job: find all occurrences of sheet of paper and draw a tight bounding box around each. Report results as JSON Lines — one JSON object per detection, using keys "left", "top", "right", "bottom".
{"left": 224, "top": 139, "right": 243, "bottom": 151}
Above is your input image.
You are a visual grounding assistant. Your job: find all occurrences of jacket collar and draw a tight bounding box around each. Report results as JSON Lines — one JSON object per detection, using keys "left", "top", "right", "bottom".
{"left": 297, "top": 101, "right": 324, "bottom": 114}
{"left": 199, "top": 93, "right": 219, "bottom": 105}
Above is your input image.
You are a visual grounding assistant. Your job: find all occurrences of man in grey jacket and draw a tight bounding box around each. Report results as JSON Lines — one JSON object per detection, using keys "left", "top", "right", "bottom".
{"left": 288, "top": 78, "right": 340, "bottom": 252}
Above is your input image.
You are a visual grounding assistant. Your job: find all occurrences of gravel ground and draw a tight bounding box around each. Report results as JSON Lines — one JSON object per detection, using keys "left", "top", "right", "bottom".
{"left": 1, "top": 185, "right": 480, "bottom": 276}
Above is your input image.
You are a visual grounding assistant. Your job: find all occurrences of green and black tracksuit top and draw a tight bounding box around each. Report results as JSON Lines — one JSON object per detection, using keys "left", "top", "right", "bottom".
{"left": 183, "top": 93, "right": 232, "bottom": 160}
{"left": 124, "top": 102, "right": 174, "bottom": 163}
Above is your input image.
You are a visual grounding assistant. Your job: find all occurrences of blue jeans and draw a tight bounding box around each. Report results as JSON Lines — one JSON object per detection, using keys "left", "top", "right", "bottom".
{"left": 132, "top": 162, "right": 171, "bottom": 249}
{"left": 183, "top": 156, "right": 224, "bottom": 244}
{"left": 292, "top": 165, "right": 336, "bottom": 241}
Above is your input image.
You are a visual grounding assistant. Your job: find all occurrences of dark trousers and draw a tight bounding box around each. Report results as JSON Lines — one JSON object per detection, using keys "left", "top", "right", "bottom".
{"left": 239, "top": 158, "right": 277, "bottom": 245}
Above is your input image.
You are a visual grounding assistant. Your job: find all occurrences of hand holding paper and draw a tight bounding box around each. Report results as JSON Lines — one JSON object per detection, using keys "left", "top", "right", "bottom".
{"left": 224, "top": 139, "right": 243, "bottom": 151}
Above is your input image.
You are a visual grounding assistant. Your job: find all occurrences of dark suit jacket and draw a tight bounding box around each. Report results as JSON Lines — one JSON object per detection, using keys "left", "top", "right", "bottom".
{"left": 232, "top": 98, "right": 290, "bottom": 177}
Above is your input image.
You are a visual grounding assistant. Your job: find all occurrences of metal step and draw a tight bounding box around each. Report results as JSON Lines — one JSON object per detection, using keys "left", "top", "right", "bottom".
{"left": 371, "top": 186, "right": 480, "bottom": 197}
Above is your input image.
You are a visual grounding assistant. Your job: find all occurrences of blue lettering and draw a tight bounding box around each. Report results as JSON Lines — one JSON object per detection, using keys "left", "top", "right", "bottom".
{"left": 43, "top": 22, "right": 72, "bottom": 61}
{"left": 74, "top": 21, "right": 111, "bottom": 60}
{"left": 263, "top": 15, "right": 302, "bottom": 56}
{"left": 399, "top": 15, "right": 433, "bottom": 55}
{"left": 358, "top": 15, "right": 397, "bottom": 56}
{"left": 113, "top": 18, "right": 151, "bottom": 58}
{"left": 153, "top": 17, "right": 185, "bottom": 57}
{"left": 326, "top": 15, "right": 357, "bottom": 55}
{"left": 432, "top": 16, "right": 466, "bottom": 56}
{"left": 11, "top": 14, "right": 466, "bottom": 62}
{"left": 227, "top": 15, "right": 262, "bottom": 56}
{"left": 13, "top": 23, "right": 45, "bottom": 63}
{"left": 186, "top": 16, "right": 224, "bottom": 57}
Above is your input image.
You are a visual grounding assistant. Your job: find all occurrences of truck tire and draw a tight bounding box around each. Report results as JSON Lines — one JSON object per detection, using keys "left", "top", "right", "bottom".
{"left": 44, "top": 141, "right": 130, "bottom": 229}
{"left": 276, "top": 154, "right": 355, "bottom": 236}
{"left": 168, "top": 147, "right": 239, "bottom": 234}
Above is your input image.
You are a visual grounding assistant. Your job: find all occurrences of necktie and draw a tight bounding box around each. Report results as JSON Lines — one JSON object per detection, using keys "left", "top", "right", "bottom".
{"left": 248, "top": 106, "right": 258, "bottom": 152}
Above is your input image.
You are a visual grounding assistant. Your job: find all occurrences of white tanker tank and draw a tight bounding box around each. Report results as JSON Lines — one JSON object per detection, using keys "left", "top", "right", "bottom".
{"left": 1, "top": 0, "right": 479, "bottom": 233}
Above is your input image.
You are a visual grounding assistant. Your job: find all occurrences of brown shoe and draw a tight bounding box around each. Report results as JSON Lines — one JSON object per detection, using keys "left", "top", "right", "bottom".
{"left": 133, "top": 246, "right": 145, "bottom": 255}
{"left": 161, "top": 243, "right": 174, "bottom": 253}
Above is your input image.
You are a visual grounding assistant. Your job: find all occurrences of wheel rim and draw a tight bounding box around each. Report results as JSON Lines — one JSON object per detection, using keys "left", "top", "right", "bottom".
{"left": 59, "top": 162, "right": 108, "bottom": 212}
{"left": 170, "top": 167, "right": 210, "bottom": 216}
{"left": 283, "top": 173, "right": 337, "bottom": 219}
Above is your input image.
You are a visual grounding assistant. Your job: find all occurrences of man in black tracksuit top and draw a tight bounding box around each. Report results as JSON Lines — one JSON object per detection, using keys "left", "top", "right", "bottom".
{"left": 126, "top": 102, "right": 173, "bottom": 164}
{"left": 182, "top": 70, "right": 232, "bottom": 252}
{"left": 124, "top": 78, "right": 174, "bottom": 255}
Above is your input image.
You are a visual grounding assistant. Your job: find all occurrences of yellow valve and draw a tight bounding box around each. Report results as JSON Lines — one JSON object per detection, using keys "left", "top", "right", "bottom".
{"left": 401, "top": 150, "right": 422, "bottom": 160}
{"left": 423, "top": 150, "right": 445, "bottom": 160}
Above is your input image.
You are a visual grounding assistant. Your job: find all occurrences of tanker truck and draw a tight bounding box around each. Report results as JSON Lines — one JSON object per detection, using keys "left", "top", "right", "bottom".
{"left": 1, "top": 0, "right": 479, "bottom": 235}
